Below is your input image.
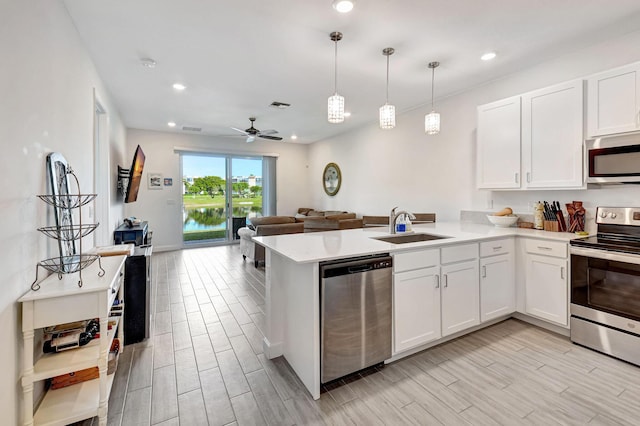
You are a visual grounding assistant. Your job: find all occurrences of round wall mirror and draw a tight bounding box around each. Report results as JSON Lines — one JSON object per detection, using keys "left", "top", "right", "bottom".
{"left": 323, "top": 163, "right": 342, "bottom": 196}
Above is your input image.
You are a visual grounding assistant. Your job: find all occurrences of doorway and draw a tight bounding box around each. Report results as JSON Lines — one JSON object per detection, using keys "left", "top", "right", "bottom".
{"left": 182, "top": 154, "right": 264, "bottom": 245}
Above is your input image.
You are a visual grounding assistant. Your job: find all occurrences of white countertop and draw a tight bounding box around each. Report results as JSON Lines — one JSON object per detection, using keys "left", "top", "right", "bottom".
{"left": 253, "top": 221, "right": 585, "bottom": 264}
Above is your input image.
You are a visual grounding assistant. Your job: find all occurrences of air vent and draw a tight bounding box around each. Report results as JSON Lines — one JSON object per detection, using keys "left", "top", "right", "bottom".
{"left": 182, "top": 126, "right": 202, "bottom": 132}
{"left": 270, "top": 101, "right": 291, "bottom": 109}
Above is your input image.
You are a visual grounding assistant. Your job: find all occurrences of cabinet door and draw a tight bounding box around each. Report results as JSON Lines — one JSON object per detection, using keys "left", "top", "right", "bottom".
{"left": 393, "top": 266, "right": 441, "bottom": 353}
{"left": 525, "top": 254, "right": 568, "bottom": 326}
{"left": 477, "top": 96, "right": 521, "bottom": 189}
{"left": 441, "top": 260, "right": 480, "bottom": 336}
{"left": 587, "top": 62, "right": 640, "bottom": 137}
{"left": 522, "top": 79, "right": 584, "bottom": 189}
{"left": 480, "top": 254, "right": 515, "bottom": 322}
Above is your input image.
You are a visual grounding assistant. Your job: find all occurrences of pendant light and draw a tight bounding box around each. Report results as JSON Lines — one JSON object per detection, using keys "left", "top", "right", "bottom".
{"left": 328, "top": 31, "right": 345, "bottom": 124}
{"left": 425, "top": 61, "right": 440, "bottom": 135}
{"left": 379, "top": 47, "right": 396, "bottom": 129}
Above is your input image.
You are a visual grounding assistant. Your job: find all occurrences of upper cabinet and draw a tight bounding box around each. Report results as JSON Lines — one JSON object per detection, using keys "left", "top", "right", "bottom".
{"left": 477, "top": 79, "right": 584, "bottom": 190}
{"left": 522, "top": 80, "right": 584, "bottom": 189}
{"left": 477, "top": 96, "right": 521, "bottom": 189}
{"left": 587, "top": 62, "right": 640, "bottom": 138}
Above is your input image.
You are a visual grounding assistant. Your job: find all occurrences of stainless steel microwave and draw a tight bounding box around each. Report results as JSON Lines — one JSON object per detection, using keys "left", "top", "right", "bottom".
{"left": 586, "top": 134, "right": 640, "bottom": 184}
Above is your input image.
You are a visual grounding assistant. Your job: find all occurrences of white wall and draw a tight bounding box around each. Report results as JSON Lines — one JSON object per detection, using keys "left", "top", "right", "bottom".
{"left": 0, "top": 1, "right": 126, "bottom": 424}
{"left": 124, "top": 129, "right": 311, "bottom": 251}
{"left": 308, "top": 29, "right": 640, "bottom": 222}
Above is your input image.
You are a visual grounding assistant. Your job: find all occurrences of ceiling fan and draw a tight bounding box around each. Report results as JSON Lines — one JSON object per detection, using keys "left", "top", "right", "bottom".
{"left": 231, "top": 117, "right": 283, "bottom": 143}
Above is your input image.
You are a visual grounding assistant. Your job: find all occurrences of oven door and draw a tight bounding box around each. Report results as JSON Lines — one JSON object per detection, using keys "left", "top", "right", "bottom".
{"left": 570, "top": 246, "right": 640, "bottom": 323}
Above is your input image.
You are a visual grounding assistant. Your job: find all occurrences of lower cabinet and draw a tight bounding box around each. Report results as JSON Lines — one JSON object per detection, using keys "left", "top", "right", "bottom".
{"left": 441, "top": 260, "right": 480, "bottom": 336}
{"left": 522, "top": 239, "right": 569, "bottom": 327}
{"left": 480, "top": 254, "right": 515, "bottom": 321}
{"left": 525, "top": 253, "right": 568, "bottom": 326}
{"left": 480, "top": 239, "right": 516, "bottom": 322}
{"left": 393, "top": 266, "right": 441, "bottom": 353}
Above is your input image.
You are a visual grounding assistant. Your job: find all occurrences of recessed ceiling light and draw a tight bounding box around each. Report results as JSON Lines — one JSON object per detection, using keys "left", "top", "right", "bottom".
{"left": 172, "top": 83, "right": 186, "bottom": 91}
{"left": 141, "top": 58, "right": 157, "bottom": 68}
{"left": 481, "top": 52, "right": 497, "bottom": 61}
{"left": 332, "top": 0, "right": 355, "bottom": 13}
{"left": 167, "top": 121, "right": 176, "bottom": 127}
{"left": 344, "top": 111, "right": 352, "bottom": 117}
{"left": 291, "top": 135, "right": 298, "bottom": 140}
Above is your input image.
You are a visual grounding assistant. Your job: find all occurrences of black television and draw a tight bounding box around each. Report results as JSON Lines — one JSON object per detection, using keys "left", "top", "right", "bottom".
{"left": 124, "top": 145, "right": 145, "bottom": 203}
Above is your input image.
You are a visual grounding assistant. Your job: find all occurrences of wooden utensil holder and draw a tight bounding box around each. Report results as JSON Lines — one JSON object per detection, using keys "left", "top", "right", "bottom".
{"left": 543, "top": 220, "right": 559, "bottom": 232}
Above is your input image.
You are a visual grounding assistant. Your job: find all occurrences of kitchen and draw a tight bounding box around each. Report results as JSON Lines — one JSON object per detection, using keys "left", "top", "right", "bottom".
{"left": 6, "top": 1, "right": 640, "bottom": 425}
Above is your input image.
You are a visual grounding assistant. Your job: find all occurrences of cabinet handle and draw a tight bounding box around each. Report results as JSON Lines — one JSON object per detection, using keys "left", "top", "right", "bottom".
{"left": 482, "top": 266, "right": 487, "bottom": 278}
{"left": 515, "top": 173, "right": 519, "bottom": 184}
{"left": 443, "top": 274, "right": 448, "bottom": 288}
{"left": 492, "top": 246, "right": 502, "bottom": 250}
{"left": 561, "top": 266, "right": 565, "bottom": 279}
{"left": 537, "top": 246, "right": 552, "bottom": 251}
{"left": 435, "top": 275, "right": 440, "bottom": 289}
{"left": 526, "top": 172, "right": 531, "bottom": 183}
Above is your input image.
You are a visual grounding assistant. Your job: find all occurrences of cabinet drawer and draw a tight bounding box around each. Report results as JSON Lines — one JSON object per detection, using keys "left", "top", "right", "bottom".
{"left": 525, "top": 239, "right": 567, "bottom": 258}
{"left": 441, "top": 243, "right": 478, "bottom": 264}
{"left": 480, "top": 238, "right": 514, "bottom": 258}
{"left": 394, "top": 249, "right": 439, "bottom": 273}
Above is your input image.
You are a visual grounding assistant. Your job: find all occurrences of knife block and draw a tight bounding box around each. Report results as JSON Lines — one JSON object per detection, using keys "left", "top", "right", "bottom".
{"left": 543, "top": 220, "right": 559, "bottom": 232}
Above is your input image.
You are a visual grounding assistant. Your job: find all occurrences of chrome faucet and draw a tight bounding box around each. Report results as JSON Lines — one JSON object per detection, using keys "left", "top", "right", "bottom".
{"left": 389, "top": 207, "right": 416, "bottom": 234}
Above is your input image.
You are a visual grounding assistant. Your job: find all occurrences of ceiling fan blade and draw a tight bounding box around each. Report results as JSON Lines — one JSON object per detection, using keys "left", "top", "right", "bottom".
{"left": 246, "top": 135, "right": 256, "bottom": 143}
{"left": 259, "top": 129, "right": 278, "bottom": 135}
{"left": 259, "top": 134, "right": 283, "bottom": 141}
{"left": 231, "top": 127, "right": 249, "bottom": 135}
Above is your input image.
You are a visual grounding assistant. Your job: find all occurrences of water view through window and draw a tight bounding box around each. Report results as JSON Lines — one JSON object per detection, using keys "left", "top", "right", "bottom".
{"left": 182, "top": 154, "right": 263, "bottom": 243}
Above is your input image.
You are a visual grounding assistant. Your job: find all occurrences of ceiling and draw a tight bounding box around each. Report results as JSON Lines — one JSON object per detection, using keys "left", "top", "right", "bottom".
{"left": 63, "top": 0, "right": 640, "bottom": 144}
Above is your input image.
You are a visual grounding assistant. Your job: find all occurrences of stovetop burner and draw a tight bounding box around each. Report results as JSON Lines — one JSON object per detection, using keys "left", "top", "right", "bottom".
{"left": 570, "top": 207, "right": 640, "bottom": 255}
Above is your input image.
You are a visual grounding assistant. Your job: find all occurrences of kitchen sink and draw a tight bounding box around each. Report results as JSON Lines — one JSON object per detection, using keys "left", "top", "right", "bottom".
{"left": 373, "top": 233, "right": 451, "bottom": 244}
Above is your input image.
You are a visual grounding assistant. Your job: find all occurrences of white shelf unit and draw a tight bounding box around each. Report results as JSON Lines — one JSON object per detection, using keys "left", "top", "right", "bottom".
{"left": 19, "top": 255, "right": 126, "bottom": 426}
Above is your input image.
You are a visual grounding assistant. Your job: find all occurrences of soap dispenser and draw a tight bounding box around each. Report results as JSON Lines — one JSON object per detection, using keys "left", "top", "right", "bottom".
{"left": 405, "top": 214, "right": 413, "bottom": 232}
{"left": 396, "top": 214, "right": 407, "bottom": 233}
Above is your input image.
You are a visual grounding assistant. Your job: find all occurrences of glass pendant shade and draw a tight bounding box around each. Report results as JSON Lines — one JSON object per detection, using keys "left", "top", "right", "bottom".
{"left": 379, "top": 47, "right": 396, "bottom": 129}
{"left": 425, "top": 61, "right": 441, "bottom": 135}
{"left": 328, "top": 32, "right": 344, "bottom": 124}
{"left": 328, "top": 93, "right": 345, "bottom": 123}
{"left": 425, "top": 111, "right": 440, "bottom": 135}
{"left": 379, "top": 103, "right": 396, "bottom": 129}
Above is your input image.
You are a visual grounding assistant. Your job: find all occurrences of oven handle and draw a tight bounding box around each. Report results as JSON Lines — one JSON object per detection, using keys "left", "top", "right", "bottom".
{"left": 570, "top": 246, "right": 640, "bottom": 265}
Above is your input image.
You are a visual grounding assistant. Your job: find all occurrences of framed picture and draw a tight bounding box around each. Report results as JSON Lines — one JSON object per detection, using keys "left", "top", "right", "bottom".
{"left": 164, "top": 177, "right": 173, "bottom": 186}
{"left": 148, "top": 172, "right": 163, "bottom": 189}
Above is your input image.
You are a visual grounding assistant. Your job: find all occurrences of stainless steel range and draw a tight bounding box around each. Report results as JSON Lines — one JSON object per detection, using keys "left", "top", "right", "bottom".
{"left": 570, "top": 207, "right": 640, "bottom": 365}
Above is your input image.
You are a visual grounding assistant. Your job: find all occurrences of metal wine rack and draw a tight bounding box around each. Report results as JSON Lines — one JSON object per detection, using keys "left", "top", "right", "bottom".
{"left": 32, "top": 153, "right": 104, "bottom": 290}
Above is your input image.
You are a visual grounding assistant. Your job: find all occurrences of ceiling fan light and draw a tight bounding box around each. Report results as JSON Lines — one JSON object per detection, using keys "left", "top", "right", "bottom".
{"left": 425, "top": 111, "right": 440, "bottom": 135}
{"left": 328, "top": 94, "right": 345, "bottom": 123}
{"left": 332, "top": 0, "right": 354, "bottom": 13}
{"left": 379, "top": 103, "right": 396, "bottom": 129}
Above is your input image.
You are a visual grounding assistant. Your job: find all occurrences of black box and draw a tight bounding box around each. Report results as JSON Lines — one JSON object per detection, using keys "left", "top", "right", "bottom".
{"left": 114, "top": 221, "right": 148, "bottom": 246}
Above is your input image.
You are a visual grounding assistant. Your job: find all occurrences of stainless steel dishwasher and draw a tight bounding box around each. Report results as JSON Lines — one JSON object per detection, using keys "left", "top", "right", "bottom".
{"left": 320, "top": 254, "right": 392, "bottom": 383}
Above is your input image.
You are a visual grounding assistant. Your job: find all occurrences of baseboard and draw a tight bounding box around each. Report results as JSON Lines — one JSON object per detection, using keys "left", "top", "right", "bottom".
{"left": 512, "top": 312, "right": 570, "bottom": 336}
{"left": 263, "top": 337, "right": 283, "bottom": 359}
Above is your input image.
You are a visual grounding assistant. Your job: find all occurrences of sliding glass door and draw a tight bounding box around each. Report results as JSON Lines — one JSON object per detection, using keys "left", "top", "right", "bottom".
{"left": 182, "top": 153, "right": 266, "bottom": 245}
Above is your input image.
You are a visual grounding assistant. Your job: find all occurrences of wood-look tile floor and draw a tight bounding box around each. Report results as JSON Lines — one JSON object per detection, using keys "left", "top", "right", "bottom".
{"left": 85, "top": 245, "right": 640, "bottom": 425}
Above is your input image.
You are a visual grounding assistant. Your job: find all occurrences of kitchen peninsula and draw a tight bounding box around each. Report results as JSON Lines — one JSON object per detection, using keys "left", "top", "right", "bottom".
{"left": 254, "top": 221, "right": 581, "bottom": 399}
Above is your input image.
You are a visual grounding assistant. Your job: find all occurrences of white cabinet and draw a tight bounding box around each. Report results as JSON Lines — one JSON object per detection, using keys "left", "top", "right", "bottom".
{"left": 441, "top": 260, "right": 480, "bottom": 336}
{"left": 440, "top": 242, "right": 480, "bottom": 337}
{"left": 480, "top": 239, "right": 515, "bottom": 322}
{"left": 523, "top": 240, "right": 568, "bottom": 327}
{"left": 476, "top": 96, "right": 521, "bottom": 189}
{"left": 477, "top": 79, "right": 585, "bottom": 190}
{"left": 19, "top": 256, "right": 126, "bottom": 426}
{"left": 522, "top": 80, "right": 584, "bottom": 189}
{"left": 393, "top": 266, "right": 441, "bottom": 353}
{"left": 587, "top": 62, "right": 640, "bottom": 138}
{"left": 393, "top": 244, "right": 479, "bottom": 353}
